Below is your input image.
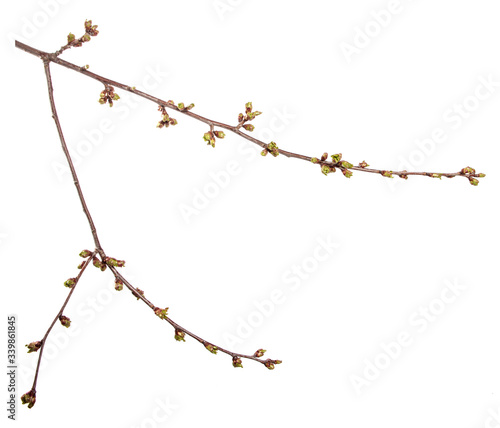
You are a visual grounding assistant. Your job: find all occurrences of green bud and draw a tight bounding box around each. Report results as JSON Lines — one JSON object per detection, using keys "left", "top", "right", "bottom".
{"left": 205, "top": 343, "right": 218, "bottom": 354}
{"left": 105, "top": 257, "right": 118, "bottom": 267}
{"left": 431, "top": 173, "right": 442, "bottom": 179}
{"left": 169, "top": 118, "right": 178, "bottom": 126}
{"left": 26, "top": 341, "right": 42, "bottom": 353}
{"left": 178, "top": 102, "right": 185, "bottom": 110}
{"left": 59, "top": 315, "right": 71, "bottom": 328}
{"left": 382, "top": 171, "right": 393, "bottom": 178}
{"left": 154, "top": 307, "right": 169, "bottom": 320}
{"left": 264, "top": 360, "right": 275, "bottom": 370}
{"left": 478, "top": 173, "right": 486, "bottom": 178}
{"left": 21, "top": 390, "right": 36, "bottom": 409}
{"left": 469, "top": 177, "right": 479, "bottom": 186}
{"left": 261, "top": 149, "right": 268, "bottom": 156}
{"left": 253, "top": 349, "right": 266, "bottom": 358}
{"left": 64, "top": 278, "right": 76, "bottom": 288}
{"left": 214, "top": 131, "right": 225, "bottom": 139}
{"left": 115, "top": 279, "right": 123, "bottom": 291}
{"left": 243, "top": 124, "right": 255, "bottom": 132}
{"left": 321, "top": 153, "right": 328, "bottom": 161}
{"left": 232, "top": 356, "right": 243, "bottom": 368}
{"left": 321, "top": 165, "right": 331, "bottom": 176}
{"left": 245, "top": 102, "right": 253, "bottom": 113}
{"left": 174, "top": 329, "right": 186, "bottom": 342}
{"left": 311, "top": 157, "right": 319, "bottom": 164}
{"left": 461, "top": 166, "right": 476, "bottom": 175}
{"left": 67, "top": 33, "right": 75, "bottom": 43}
{"left": 112, "top": 93, "right": 120, "bottom": 101}
{"left": 341, "top": 161, "right": 353, "bottom": 169}
{"left": 82, "top": 34, "right": 91, "bottom": 42}
{"left": 186, "top": 103, "right": 195, "bottom": 110}
{"left": 331, "top": 153, "right": 342, "bottom": 163}
{"left": 342, "top": 169, "right": 353, "bottom": 178}
{"left": 79, "top": 250, "right": 92, "bottom": 258}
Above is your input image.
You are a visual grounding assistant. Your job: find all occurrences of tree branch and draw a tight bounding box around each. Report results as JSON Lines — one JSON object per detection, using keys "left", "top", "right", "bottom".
{"left": 15, "top": 39, "right": 485, "bottom": 185}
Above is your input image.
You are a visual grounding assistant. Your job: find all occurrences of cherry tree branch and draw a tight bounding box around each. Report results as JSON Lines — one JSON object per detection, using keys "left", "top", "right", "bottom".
{"left": 14, "top": 39, "right": 485, "bottom": 185}
{"left": 21, "top": 252, "right": 96, "bottom": 409}
{"left": 18, "top": 23, "right": 281, "bottom": 409}
{"left": 16, "top": 18, "right": 486, "bottom": 409}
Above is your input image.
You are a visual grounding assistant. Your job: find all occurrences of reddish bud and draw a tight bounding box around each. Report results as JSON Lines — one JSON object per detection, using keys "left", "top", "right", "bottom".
{"left": 59, "top": 315, "right": 71, "bottom": 328}
{"left": 232, "top": 356, "right": 243, "bottom": 368}
{"left": 132, "top": 288, "right": 144, "bottom": 300}
{"left": 174, "top": 329, "right": 186, "bottom": 342}
{"left": 253, "top": 349, "right": 266, "bottom": 358}
{"left": 21, "top": 390, "right": 36, "bottom": 409}
{"left": 26, "top": 341, "right": 42, "bottom": 353}
{"left": 115, "top": 279, "right": 123, "bottom": 291}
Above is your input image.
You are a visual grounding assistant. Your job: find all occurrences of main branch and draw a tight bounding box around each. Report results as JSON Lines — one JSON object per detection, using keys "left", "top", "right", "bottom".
{"left": 14, "top": 39, "right": 485, "bottom": 184}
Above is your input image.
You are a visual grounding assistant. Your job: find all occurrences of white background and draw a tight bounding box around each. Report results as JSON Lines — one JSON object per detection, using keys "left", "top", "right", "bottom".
{"left": 1, "top": 1, "right": 499, "bottom": 427}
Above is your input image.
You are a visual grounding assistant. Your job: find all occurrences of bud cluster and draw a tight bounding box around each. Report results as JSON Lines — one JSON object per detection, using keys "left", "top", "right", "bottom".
{"left": 64, "top": 20, "right": 99, "bottom": 52}
{"left": 203, "top": 129, "right": 225, "bottom": 148}
{"left": 154, "top": 307, "right": 169, "bottom": 320}
{"left": 264, "top": 359, "right": 283, "bottom": 370}
{"left": 99, "top": 85, "right": 120, "bottom": 107}
{"left": 461, "top": 166, "right": 485, "bottom": 186}
{"left": 157, "top": 105, "right": 178, "bottom": 128}
{"left": 21, "top": 390, "right": 36, "bottom": 409}
{"left": 59, "top": 315, "right": 71, "bottom": 328}
{"left": 261, "top": 141, "right": 279, "bottom": 157}
{"left": 237, "top": 102, "right": 262, "bottom": 131}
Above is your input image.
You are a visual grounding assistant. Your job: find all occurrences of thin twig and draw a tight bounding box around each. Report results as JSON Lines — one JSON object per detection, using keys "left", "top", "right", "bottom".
{"left": 28, "top": 252, "right": 95, "bottom": 402}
